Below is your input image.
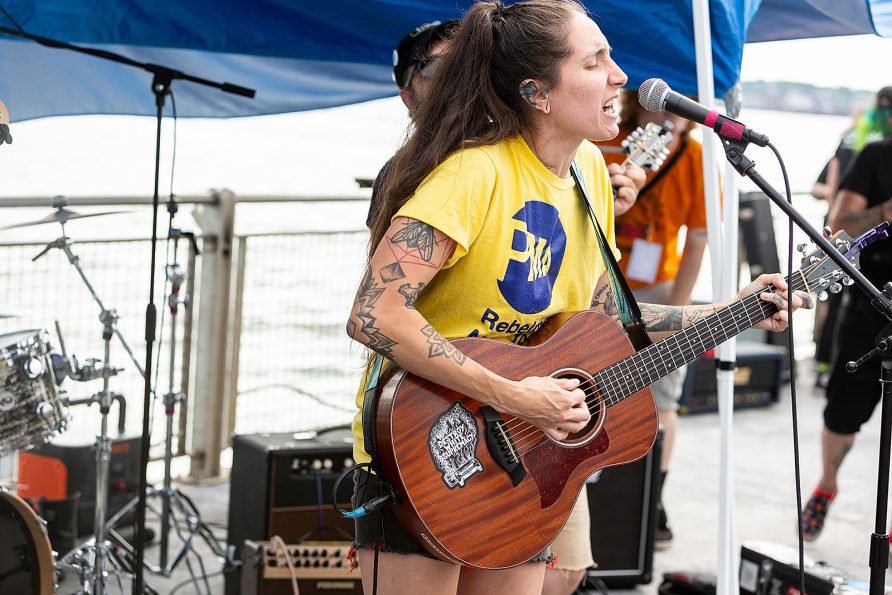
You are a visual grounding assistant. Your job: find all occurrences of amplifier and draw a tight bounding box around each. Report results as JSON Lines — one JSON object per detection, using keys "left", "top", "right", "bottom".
{"left": 19, "top": 435, "right": 142, "bottom": 536}
{"left": 226, "top": 427, "right": 356, "bottom": 595}
{"left": 241, "top": 540, "right": 362, "bottom": 595}
{"left": 740, "top": 542, "right": 838, "bottom": 595}
{"left": 678, "top": 342, "right": 785, "bottom": 415}
{"left": 585, "top": 428, "right": 662, "bottom": 588}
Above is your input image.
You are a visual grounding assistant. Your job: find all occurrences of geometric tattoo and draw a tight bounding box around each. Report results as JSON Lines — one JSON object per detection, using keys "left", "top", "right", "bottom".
{"left": 420, "top": 324, "right": 466, "bottom": 365}
{"left": 379, "top": 262, "right": 406, "bottom": 282}
{"left": 356, "top": 270, "right": 397, "bottom": 358}
{"left": 398, "top": 282, "right": 425, "bottom": 308}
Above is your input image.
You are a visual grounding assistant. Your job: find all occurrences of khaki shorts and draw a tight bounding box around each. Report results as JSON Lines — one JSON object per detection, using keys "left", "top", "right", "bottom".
{"left": 549, "top": 488, "right": 594, "bottom": 571}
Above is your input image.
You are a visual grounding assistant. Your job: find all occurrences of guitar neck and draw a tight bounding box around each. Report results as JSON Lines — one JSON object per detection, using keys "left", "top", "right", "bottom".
{"left": 596, "top": 272, "right": 807, "bottom": 404}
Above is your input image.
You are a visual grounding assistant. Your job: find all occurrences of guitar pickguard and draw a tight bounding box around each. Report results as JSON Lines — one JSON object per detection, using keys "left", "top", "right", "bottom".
{"left": 524, "top": 429, "right": 610, "bottom": 508}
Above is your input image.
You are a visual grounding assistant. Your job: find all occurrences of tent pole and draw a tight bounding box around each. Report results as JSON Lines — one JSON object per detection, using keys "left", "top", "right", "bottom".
{"left": 691, "top": 1, "right": 740, "bottom": 594}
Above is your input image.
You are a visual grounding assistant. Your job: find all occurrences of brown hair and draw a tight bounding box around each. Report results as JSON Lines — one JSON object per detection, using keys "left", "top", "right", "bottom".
{"left": 618, "top": 88, "right": 697, "bottom": 142}
{"left": 368, "top": 0, "right": 587, "bottom": 258}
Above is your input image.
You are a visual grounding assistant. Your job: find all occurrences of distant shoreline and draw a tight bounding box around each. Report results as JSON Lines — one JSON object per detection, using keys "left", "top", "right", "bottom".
{"left": 742, "top": 80, "right": 872, "bottom": 116}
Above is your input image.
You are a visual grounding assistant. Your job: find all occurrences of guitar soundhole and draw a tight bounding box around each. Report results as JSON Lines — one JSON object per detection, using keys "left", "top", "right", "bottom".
{"left": 550, "top": 368, "right": 605, "bottom": 447}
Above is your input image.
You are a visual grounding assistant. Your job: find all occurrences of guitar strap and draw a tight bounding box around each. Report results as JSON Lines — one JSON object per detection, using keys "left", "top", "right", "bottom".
{"left": 636, "top": 135, "right": 688, "bottom": 199}
{"left": 362, "top": 354, "right": 385, "bottom": 468}
{"left": 570, "top": 161, "right": 653, "bottom": 350}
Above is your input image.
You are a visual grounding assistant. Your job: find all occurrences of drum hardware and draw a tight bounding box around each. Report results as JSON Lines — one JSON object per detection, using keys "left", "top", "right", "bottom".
{"left": 107, "top": 225, "right": 226, "bottom": 593}
{"left": 0, "top": 195, "right": 127, "bottom": 231}
{"left": 22, "top": 225, "right": 155, "bottom": 594}
{"left": 0, "top": 329, "right": 70, "bottom": 456}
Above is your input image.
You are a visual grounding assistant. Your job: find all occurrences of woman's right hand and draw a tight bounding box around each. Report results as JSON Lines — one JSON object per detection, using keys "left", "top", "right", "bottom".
{"left": 503, "top": 376, "right": 591, "bottom": 441}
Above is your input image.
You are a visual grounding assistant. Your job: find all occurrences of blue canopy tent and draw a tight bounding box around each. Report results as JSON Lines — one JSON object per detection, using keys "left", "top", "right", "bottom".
{"left": 1, "top": 0, "right": 890, "bottom": 122}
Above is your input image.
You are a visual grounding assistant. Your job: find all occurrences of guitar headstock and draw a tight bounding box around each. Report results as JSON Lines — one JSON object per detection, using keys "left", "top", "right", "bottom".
{"left": 798, "top": 222, "right": 890, "bottom": 298}
{"left": 621, "top": 121, "right": 674, "bottom": 171}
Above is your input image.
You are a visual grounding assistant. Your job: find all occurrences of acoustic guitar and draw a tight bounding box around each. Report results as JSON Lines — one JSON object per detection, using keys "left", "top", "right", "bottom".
{"left": 373, "top": 224, "right": 887, "bottom": 569}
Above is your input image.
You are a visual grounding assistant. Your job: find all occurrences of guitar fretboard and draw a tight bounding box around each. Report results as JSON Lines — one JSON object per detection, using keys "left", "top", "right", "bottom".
{"left": 594, "top": 272, "right": 807, "bottom": 405}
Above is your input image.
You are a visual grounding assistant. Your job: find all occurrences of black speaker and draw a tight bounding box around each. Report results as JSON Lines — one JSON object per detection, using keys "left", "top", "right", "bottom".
{"left": 678, "top": 342, "right": 786, "bottom": 414}
{"left": 29, "top": 435, "right": 142, "bottom": 537}
{"left": 225, "top": 427, "right": 356, "bottom": 595}
{"left": 585, "top": 429, "right": 662, "bottom": 588}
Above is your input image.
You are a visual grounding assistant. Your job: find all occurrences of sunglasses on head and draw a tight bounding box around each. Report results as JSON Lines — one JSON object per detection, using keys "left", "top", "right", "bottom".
{"left": 403, "top": 56, "right": 441, "bottom": 89}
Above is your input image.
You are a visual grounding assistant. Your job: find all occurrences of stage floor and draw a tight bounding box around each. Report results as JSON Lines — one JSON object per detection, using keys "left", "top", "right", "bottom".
{"left": 69, "top": 359, "right": 888, "bottom": 595}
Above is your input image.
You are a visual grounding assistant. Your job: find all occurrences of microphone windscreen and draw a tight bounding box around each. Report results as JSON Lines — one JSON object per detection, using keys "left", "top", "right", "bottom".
{"left": 638, "top": 78, "right": 668, "bottom": 112}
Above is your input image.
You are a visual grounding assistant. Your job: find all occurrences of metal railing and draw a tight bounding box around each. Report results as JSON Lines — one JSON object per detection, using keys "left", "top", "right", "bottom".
{"left": 0, "top": 192, "right": 371, "bottom": 479}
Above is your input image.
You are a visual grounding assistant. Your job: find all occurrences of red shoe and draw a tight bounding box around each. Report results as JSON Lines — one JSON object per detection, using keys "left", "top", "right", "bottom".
{"left": 802, "top": 487, "right": 836, "bottom": 541}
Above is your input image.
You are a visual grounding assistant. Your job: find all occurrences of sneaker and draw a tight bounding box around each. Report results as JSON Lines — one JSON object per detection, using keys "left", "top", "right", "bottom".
{"left": 655, "top": 503, "right": 673, "bottom": 550}
{"left": 802, "top": 487, "right": 836, "bottom": 541}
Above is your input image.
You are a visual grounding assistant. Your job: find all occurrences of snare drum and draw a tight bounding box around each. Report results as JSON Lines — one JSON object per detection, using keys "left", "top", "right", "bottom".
{"left": 0, "top": 487, "right": 55, "bottom": 594}
{"left": 0, "top": 329, "right": 68, "bottom": 455}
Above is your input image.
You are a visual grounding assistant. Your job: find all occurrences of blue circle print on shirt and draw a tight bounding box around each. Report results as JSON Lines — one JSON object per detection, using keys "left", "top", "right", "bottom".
{"left": 497, "top": 201, "right": 567, "bottom": 314}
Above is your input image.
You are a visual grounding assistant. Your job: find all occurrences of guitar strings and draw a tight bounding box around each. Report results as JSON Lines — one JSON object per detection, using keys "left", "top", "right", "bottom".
{"left": 506, "top": 288, "right": 783, "bottom": 454}
{"left": 508, "top": 283, "right": 796, "bottom": 453}
{"left": 501, "top": 264, "right": 818, "bottom": 454}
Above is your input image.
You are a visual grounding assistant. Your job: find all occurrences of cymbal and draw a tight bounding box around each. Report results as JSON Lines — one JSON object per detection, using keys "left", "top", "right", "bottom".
{"left": 1, "top": 207, "right": 127, "bottom": 231}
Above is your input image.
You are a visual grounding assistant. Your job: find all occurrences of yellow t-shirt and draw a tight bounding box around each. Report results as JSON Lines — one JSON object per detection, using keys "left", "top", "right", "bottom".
{"left": 352, "top": 135, "right": 618, "bottom": 463}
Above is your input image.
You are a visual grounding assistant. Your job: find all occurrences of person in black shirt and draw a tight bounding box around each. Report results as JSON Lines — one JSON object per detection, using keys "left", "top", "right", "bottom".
{"left": 802, "top": 136, "right": 892, "bottom": 541}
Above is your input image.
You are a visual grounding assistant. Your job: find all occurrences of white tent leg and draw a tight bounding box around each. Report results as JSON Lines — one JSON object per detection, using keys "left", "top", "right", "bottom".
{"left": 692, "top": 1, "right": 740, "bottom": 593}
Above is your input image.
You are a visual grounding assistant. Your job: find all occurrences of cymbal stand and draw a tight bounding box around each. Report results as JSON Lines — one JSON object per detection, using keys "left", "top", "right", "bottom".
{"left": 106, "top": 227, "right": 225, "bottom": 594}
{"left": 33, "top": 233, "right": 154, "bottom": 594}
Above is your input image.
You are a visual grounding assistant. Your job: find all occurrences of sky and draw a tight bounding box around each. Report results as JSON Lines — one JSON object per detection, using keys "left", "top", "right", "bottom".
{"left": 0, "top": 32, "right": 890, "bottom": 208}
{"left": 741, "top": 34, "right": 892, "bottom": 91}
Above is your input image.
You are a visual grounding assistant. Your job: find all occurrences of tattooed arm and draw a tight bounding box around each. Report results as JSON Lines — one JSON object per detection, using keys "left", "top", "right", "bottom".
{"left": 827, "top": 189, "right": 892, "bottom": 236}
{"left": 347, "top": 217, "right": 590, "bottom": 440}
{"left": 589, "top": 271, "right": 807, "bottom": 341}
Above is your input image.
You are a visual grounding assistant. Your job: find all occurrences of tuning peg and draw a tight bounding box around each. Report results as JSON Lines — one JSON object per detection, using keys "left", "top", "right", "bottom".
{"left": 829, "top": 283, "right": 842, "bottom": 294}
{"left": 796, "top": 243, "right": 810, "bottom": 254}
{"left": 823, "top": 226, "right": 833, "bottom": 239}
{"left": 842, "top": 276, "right": 854, "bottom": 286}
{"left": 818, "top": 291, "right": 829, "bottom": 301}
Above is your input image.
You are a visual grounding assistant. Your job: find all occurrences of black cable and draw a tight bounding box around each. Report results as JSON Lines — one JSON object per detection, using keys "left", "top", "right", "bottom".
{"left": 767, "top": 140, "right": 807, "bottom": 594}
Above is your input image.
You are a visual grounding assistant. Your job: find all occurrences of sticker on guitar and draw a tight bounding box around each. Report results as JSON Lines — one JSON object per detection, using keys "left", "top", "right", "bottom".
{"left": 428, "top": 402, "right": 484, "bottom": 489}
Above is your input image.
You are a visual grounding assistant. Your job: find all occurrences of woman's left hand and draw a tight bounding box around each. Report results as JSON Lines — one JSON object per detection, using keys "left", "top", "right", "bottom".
{"left": 608, "top": 162, "right": 646, "bottom": 216}
{"left": 736, "top": 273, "right": 813, "bottom": 332}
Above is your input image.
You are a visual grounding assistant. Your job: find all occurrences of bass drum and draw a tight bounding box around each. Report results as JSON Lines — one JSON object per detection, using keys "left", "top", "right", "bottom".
{"left": 0, "top": 487, "right": 55, "bottom": 594}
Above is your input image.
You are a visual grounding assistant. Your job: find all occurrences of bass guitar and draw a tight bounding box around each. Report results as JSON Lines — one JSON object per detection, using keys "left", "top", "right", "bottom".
{"left": 373, "top": 224, "right": 888, "bottom": 569}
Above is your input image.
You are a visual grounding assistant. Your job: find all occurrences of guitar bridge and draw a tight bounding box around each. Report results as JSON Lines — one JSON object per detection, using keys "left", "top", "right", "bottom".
{"left": 480, "top": 406, "right": 527, "bottom": 487}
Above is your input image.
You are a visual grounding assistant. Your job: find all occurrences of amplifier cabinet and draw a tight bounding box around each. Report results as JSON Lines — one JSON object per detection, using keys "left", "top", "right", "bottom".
{"left": 740, "top": 543, "right": 835, "bottom": 595}
{"left": 25, "top": 435, "right": 142, "bottom": 536}
{"left": 678, "top": 342, "right": 785, "bottom": 415}
{"left": 241, "top": 540, "right": 362, "bottom": 595}
{"left": 226, "top": 428, "right": 356, "bottom": 595}
{"left": 585, "top": 429, "right": 662, "bottom": 588}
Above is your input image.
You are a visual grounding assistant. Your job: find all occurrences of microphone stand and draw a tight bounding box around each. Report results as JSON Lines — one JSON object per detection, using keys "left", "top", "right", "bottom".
{"left": 720, "top": 136, "right": 892, "bottom": 595}
{"left": 0, "top": 23, "right": 256, "bottom": 594}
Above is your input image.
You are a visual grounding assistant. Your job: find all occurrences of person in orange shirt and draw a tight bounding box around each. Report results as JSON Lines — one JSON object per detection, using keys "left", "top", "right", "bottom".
{"left": 596, "top": 88, "right": 708, "bottom": 549}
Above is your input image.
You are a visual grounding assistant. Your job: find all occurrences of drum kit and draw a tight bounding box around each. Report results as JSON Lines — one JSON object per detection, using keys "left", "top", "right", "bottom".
{"left": 0, "top": 197, "right": 222, "bottom": 594}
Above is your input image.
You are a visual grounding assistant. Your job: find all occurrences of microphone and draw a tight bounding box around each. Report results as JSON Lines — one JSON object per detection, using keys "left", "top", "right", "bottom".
{"left": 638, "top": 78, "right": 768, "bottom": 147}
